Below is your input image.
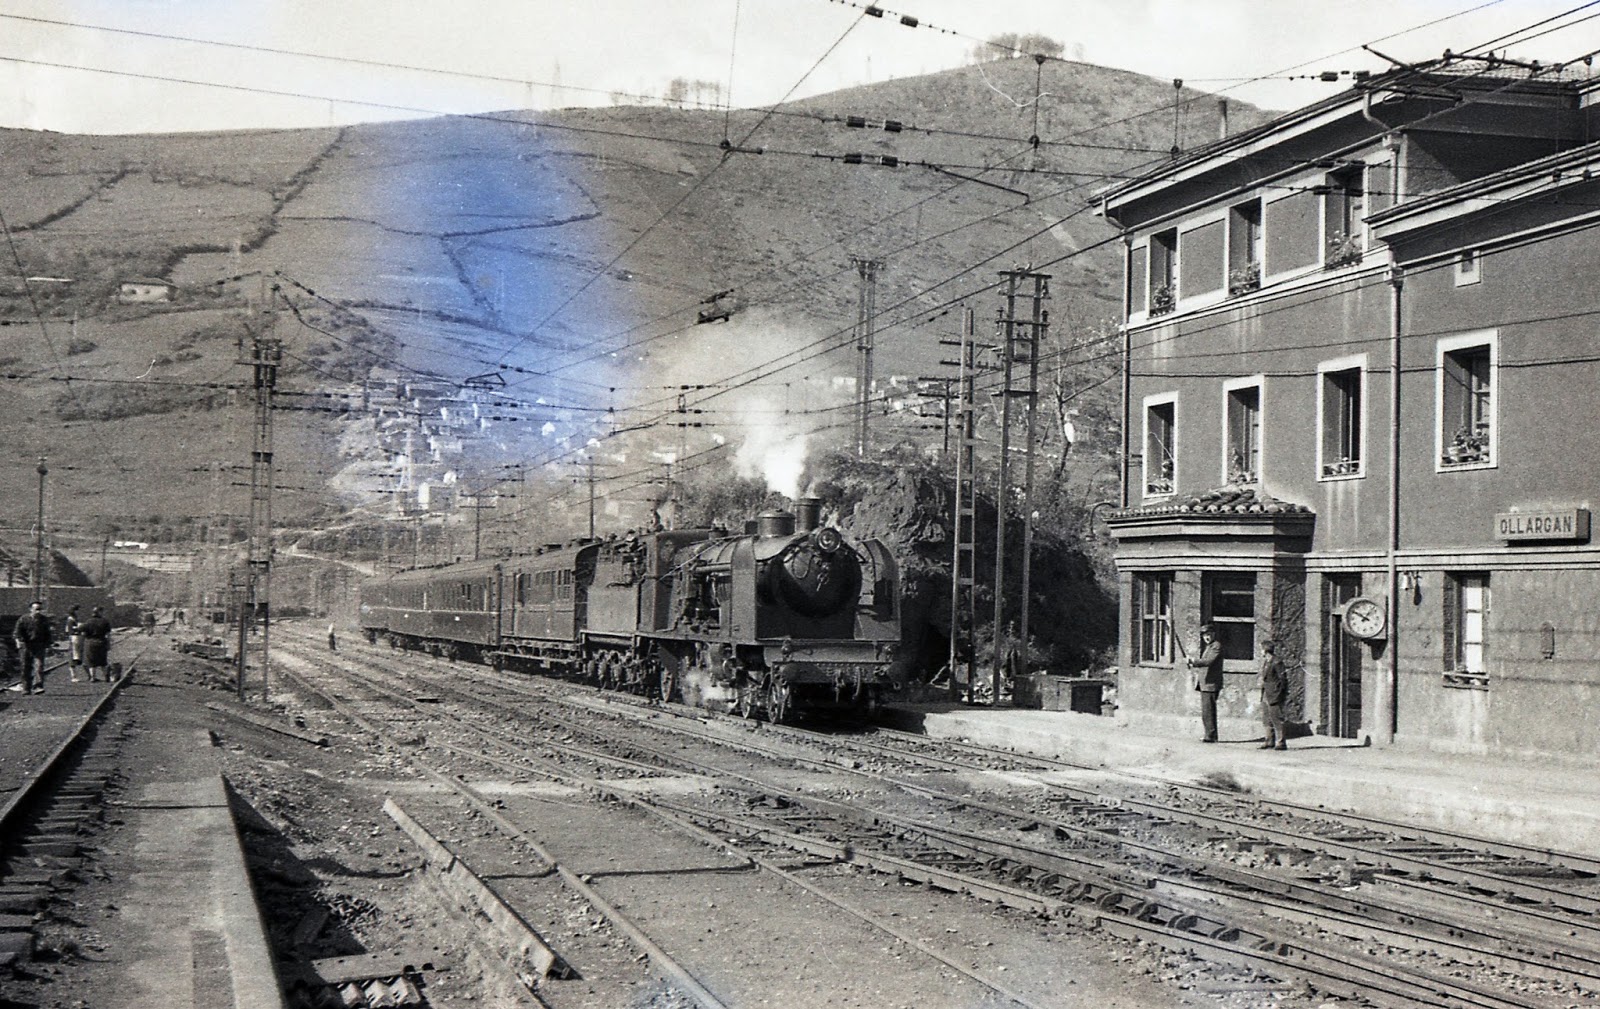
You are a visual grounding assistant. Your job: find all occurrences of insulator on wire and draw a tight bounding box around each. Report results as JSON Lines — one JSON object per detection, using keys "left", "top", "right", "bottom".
{"left": 865, "top": 5, "right": 883, "bottom": 16}
{"left": 844, "top": 153, "right": 864, "bottom": 164}
{"left": 847, "top": 115, "right": 867, "bottom": 128}
{"left": 880, "top": 155, "right": 900, "bottom": 168}
{"left": 883, "top": 119, "right": 903, "bottom": 132}
{"left": 900, "top": 15, "right": 918, "bottom": 26}
{"left": 1321, "top": 71, "right": 1340, "bottom": 82}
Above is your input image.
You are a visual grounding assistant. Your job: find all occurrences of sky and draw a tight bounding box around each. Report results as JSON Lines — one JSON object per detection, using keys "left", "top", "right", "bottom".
{"left": 0, "top": 0, "right": 1597, "bottom": 134}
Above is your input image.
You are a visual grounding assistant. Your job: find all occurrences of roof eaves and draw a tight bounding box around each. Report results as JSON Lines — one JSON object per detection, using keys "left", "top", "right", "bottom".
{"left": 1370, "top": 138, "right": 1600, "bottom": 234}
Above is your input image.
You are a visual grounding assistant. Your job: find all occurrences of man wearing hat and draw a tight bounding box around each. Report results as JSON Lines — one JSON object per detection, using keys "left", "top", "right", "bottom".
{"left": 1188, "top": 623, "right": 1224, "bottom": 742}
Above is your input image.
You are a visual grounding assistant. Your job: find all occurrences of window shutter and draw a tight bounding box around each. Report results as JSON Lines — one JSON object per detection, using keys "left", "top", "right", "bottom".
{"left": 1442, "top": 575, "right": 1457, "bottom": 671}
{"left": 1130, "top": 577, "right": 1144, "bottom": 662}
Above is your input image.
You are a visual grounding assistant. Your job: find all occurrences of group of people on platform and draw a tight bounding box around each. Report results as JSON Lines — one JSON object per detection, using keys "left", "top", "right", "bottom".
{"left": 10, "top": 602, "right": 115, "bottom": 695}
{"left": 1187, "top": 622, "right": 1289, "bottom": 750}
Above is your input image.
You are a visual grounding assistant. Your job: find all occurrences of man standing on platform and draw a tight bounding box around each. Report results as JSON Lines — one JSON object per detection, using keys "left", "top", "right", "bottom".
{"left": 1188, "top": 623, "right": 1224, "bottom": 742}
{"left": 1258, "top": 639, "right": 1289, "bottom": 750}
{"left": 14, "top": 601, "right": 52, "bottom": 695}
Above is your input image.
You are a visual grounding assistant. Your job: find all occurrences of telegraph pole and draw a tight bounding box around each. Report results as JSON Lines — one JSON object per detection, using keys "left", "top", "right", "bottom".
{"left": 852, "top": 256, "right": 885, "bottom": 456}
{"left": 32, "top": 457, "right": 47, "bottom": 605}
{"left": 587, "top": 453, "right": 597, "bottom": 538}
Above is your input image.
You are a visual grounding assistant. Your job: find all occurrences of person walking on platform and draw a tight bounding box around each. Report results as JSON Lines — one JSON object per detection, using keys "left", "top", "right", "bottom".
{"left": 327, "top": 622, "right": 337, "bottom": 652}
{"left": 64, "top": 604, "right": 83, "bottom": 683}
{"left": 13, "top": 601, "right": 52, "bottom": 695}
{"left": 1188, "top": 623, "right": 1224, "bottom": 743}
{"left": 80, "top": 606, "right": 112, "bottom": 683}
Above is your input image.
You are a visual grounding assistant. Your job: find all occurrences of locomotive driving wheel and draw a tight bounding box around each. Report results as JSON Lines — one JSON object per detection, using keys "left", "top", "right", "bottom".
{"left": 766, "top": 680, "right": 791, "bottom": 724}
{"left": 736, "top": 685, "right": 757, "bottom": 720}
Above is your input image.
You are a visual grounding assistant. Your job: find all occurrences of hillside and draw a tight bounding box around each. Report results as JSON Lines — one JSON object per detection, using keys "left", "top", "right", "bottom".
{"left": 0, "top": 57, "right": 1268, "bottom": 562}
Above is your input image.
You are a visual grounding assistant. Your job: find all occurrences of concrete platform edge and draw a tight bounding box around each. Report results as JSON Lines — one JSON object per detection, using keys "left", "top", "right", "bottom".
{"left": 882, "top": 705, "right": 1600, "bottom": 855}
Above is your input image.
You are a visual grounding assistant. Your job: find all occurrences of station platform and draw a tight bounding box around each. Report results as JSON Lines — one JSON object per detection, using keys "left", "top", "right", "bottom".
{"left": 1, "top": 671, "right": 285, "bottom": 1009}
{"left": 881, "top": 701, "right": 1600, "bottom": 858}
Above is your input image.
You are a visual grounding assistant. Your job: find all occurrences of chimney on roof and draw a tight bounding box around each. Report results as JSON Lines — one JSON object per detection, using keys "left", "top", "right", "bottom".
{"left": 1218, "top": 98, "right": 1229, "bottom": 139}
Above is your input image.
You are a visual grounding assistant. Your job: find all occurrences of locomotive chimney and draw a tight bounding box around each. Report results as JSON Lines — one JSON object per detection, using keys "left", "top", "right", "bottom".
{"left": 757, "top": 509, "right": 796, "bottom": 538}
{"left": 795, "top": 497, "right": 822, "bottom": 533}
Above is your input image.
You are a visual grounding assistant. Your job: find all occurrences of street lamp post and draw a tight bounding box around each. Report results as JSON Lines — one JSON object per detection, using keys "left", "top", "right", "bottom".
{"left": 33, "top": 457, "right": 47, "bottom": 604}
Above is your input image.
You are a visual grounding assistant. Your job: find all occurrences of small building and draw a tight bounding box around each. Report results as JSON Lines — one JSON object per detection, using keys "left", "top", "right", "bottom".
{"left": 117, "top": 278, "right": 175, "bottom": 303}
{"left": 1095, "top": 56, "right": 1600, "bottom": 759}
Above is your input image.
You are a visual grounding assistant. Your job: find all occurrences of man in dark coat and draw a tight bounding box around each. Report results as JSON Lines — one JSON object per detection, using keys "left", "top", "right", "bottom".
{"left": 80, "top": 606, "right": 112, "bottom": 683}
{"left": 1258, "top": 639, "right": 1289, "bottom": 750}
{"left": 13, "top": 601, "right": 52, "bottom": 694}
{"left": 1188, "top": 623, "right": 1224, "bottom": 742}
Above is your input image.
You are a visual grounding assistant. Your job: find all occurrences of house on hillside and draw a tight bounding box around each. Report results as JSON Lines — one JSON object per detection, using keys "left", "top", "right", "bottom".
{"left": 117, "top": 278, "right": 175, "bottom": 303}
{"left": 1095, "top": 56, "right": 1600, "bottom": 759}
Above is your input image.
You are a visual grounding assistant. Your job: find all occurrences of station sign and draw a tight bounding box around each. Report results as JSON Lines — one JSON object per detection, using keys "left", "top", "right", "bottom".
{"left": 1495, "top": 508, "right": 1590, "bottom": 542}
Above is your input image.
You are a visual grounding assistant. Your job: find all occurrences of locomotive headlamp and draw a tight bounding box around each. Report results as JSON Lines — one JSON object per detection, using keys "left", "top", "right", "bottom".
{"left": 814, "top": 528, "right": 843, "bottom": 553}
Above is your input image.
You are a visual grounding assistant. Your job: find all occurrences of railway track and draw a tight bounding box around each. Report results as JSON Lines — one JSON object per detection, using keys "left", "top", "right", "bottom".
{"left": 0, "top": 656, "right": 139, "bottom": 969}
{"left": 274, "top": 628, "right": 1600, "bottom": 1007}
{"left": 274, "top": 637, "right": 1080, "bottom": 1008}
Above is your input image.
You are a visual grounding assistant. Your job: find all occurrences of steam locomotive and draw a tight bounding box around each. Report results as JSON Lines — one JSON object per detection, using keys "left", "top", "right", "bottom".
{"left": 358, "top": 500, "right": 900, "bottom": 721}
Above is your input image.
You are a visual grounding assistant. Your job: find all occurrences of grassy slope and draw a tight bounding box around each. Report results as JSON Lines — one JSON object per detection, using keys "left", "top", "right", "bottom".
{"left": 0, "top": 58, "right": 1267, "bottom": 555}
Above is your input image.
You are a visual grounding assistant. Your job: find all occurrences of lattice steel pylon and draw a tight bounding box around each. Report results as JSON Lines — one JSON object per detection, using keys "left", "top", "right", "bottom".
{"left": 991, "top": 268, "right": 1050, "bottom": 705}
{"left": 852, "top": 256, "right": 885, "bottom": 456}
{"left": 942, "top": 307, "right": 982, "bottom": 703}
{"left": 237, "top": 299, "right": 281, "bottom": 702}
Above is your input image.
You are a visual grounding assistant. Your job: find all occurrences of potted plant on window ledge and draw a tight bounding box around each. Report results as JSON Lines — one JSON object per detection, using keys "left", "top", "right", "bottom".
{"left": 1228, "top": 263, "right": 1261, "bottom": 296}
{"left": 1322, "top": 456, "right": 1360, "bottom": 477}
{"left": 1150, "top": 284, "right": 1176, "bottom": 316}
{"left": 1147, "top": 459, "right": 1174, "bottom": 495}
{"left": 1442, "top": 424, "right": 1490, "bottom": 465}
{"left": 1325, "top": 231, "right": 1364, "bottom": 268}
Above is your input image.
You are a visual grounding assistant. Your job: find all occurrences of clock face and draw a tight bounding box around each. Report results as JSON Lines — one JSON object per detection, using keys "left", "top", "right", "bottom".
{"left": 1344, "top": 597, "right": 1386, "bottom": 639}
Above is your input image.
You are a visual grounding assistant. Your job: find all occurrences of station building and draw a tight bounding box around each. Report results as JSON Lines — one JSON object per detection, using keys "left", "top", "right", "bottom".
{"left": 1096, "top": 58, "right": 1600, "bottom": 758}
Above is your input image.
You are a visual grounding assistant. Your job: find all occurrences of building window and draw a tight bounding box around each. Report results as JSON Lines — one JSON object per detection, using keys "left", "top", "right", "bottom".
{"left": 1133, "top": 573, "right": 1174, "bottom": 664}
{"left": 1149, "top": 228, "right": 1177, "bottom": 315}
{"left": 1204, "top": 573, "right": 1256, "bottom": 663}
{"left": 1228, "top": 199, "right": 1262, "bottom": 295}
{"left": 1454, "top": 249, "right": 1481, "bottom": 287}
{"left": 1318, "top": 358, "right": 1365, "bottom": 478}
{"left": 1443, "top": 572, "right": 1489, "bottom": 688}
{"left": 1324, "top": 164, "right": 1365, "bottom": 268}
{"left": 1223, "top": 378, "right": 1262, "bottom": 485}
{"left": 1144, "top": 395, "right": 1176, "bottom": 496}
{"left": 1437, "top": 334, "right": 1496, "bottom": 469}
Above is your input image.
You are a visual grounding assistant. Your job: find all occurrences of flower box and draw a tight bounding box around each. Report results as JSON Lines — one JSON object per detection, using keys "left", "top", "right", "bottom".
{"left": 1228, "top": 264, "right": 1261, "bottom": 296}
{"left": 1325, "top": 232, "right": 1364, "bottom": 268}
{"left": 1149, "top": 284, "right": 1175, "bottom": 316}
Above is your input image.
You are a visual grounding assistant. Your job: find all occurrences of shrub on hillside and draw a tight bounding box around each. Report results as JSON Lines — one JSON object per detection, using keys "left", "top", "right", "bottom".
{"left": 54, "top": 383, "right": 226, "bottom": 421}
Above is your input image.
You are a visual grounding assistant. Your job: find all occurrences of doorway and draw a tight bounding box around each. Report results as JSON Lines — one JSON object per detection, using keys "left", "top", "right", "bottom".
{"left": 1323, "top": 575, "right": 1364, "bottom": 738}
